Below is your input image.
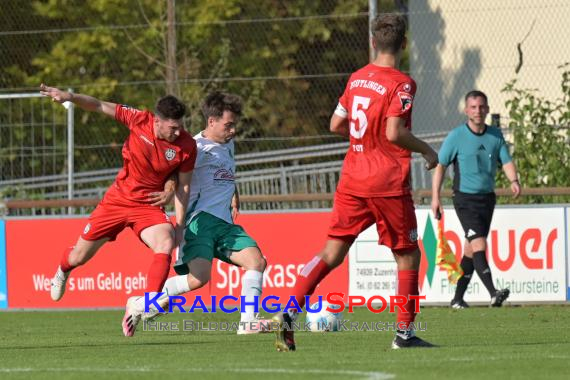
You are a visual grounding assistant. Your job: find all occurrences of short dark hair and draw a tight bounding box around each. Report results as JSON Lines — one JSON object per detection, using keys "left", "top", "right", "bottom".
{"left": 201, "top": 91, "right": 242, "bottom": 120}
{"left": 371, "top": 13, "right": 407, "bottom": 54}
{"left": 155, "top": 95, "right": 186, "bottom": 120}
{"left": 465, "top": 90, "right": 488, "bottom": 105}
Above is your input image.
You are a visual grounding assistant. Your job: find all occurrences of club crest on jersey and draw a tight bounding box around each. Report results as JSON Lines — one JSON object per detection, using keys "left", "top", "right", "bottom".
{"left": 403, "top": 83, "right": 412, "bottom": 92}
{"left": 398, "top": 91, "right": 413, "bottom": 112}
{"left": 165, "top": 148, "right": 176, "bottom": 161}
{"left": 409, "top": 228, "right": 418, "bottom": 242}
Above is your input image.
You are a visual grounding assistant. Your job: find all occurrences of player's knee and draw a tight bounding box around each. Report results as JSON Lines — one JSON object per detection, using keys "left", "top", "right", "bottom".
{"left": 235, "top": 248, "right": 266, "bottom": 272}
{"left": 393, "top": 246, "right": 421, "bottom": 270}
{"left": 320, "top": 250, "right": 344, "bottom": 269}
{"left": 469, "top": 237, "right": 487, "bottom": 253}
{"left": 152, "top": 237, "right": 175, "bottom": 254}
{"left": 248, "top": 255, "right": 266, "bottom": 272}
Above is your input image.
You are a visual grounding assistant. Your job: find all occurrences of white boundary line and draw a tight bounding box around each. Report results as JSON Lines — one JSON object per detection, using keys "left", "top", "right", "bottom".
{"left": 0, "top": 367, "right": 394, "bottom": 379}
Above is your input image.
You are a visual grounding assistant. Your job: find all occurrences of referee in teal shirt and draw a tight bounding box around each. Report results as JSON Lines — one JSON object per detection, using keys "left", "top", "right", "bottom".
{"left": 432, "top": 90, "right": 521, "bottom": 308}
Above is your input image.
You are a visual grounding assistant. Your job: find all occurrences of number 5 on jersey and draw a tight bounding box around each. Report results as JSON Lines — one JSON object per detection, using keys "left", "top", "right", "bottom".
{"left": 350, "top": 95, "right": 371, "bottom": 140}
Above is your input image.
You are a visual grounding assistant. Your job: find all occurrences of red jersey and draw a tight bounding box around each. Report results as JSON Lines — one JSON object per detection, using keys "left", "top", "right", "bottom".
{"left": 335, "top": 64, "right": 416, "bottom": 197}
{"left": 104, "top": 104, "right": 197, "bottom": 205}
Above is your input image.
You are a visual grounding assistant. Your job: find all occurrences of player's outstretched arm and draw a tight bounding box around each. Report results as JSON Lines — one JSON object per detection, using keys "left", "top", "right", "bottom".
{"left": 386, "top": 116, "right": 438, "bottom": 169}
{"left": 174, "top": 170, "right": 193, "bottom": 246}
{"left": 40, "top": 83, "right": 117, "bottom": 118}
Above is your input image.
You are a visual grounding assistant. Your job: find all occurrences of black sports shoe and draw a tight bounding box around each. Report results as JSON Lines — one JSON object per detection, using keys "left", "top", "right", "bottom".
{"left": 392, "top": 335, "right": 436, "bottom": 349}
{"left": 491, "top": 288, "right": 510, "bottom": 307}
{"left": 273, "top": 313, "right": 296, "bottom": 352}
{"left": 450, "top": 299, "right": 470, "bottom": 309}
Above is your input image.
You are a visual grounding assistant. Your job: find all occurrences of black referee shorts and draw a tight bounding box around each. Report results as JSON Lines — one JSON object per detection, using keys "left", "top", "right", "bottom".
{"left": 452, "top": 191, "right": 496, "bottom": 241}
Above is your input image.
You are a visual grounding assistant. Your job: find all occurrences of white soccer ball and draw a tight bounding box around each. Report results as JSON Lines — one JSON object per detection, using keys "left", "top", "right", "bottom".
{"left": 305, "top": 301, "right": 343, "bottom": 332}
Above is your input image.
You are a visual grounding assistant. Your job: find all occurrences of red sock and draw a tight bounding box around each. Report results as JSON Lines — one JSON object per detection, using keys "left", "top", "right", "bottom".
{"left": 60, "top": 247, "right": 76, "bottom": 273}
{"left": 146, "top": 253, "right": 172, "bottom": 292}
{"left": 292, "top": 256, "right": 332, "bottom": 309}
{"left": 396, "top": 270, "right": 419, "bottom": 329}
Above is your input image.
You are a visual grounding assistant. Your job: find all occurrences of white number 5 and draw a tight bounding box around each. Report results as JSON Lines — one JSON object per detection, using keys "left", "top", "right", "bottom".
{"left": 349, "top": 96, "right": 371, "bottom": 139}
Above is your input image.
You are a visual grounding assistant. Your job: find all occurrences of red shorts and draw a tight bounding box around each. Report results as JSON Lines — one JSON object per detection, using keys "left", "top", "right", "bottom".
{"left": 328, "top": 191, "right": 418, "bottom": 252}
{"left": 82, "top": 199, "right": 171, "bottom": 242}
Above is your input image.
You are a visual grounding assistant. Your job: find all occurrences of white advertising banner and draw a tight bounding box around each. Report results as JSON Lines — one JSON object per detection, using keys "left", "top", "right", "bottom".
{"left": 349, "top": 207, "right": 568, "bottom": 304}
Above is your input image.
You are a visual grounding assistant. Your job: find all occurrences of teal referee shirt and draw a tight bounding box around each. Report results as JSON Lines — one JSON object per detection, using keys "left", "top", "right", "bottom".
{"left": 438, "top": 124, "right": 512, "bottom": 194}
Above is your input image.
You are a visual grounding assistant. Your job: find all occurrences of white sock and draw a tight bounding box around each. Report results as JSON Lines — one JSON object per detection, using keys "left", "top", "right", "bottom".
{"left": 240, "top": 270, "right": 263, "bottom": 322}
{"left": 136, "top": 276, "right": 190, "bottom": 312}
{"left": 162, "top": 275, "right": 191, "bottom": 296}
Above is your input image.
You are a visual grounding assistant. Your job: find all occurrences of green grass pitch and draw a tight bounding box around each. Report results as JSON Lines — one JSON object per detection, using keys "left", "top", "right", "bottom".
{"left": 0, "top": 305, "right": 569, "bottom": 379}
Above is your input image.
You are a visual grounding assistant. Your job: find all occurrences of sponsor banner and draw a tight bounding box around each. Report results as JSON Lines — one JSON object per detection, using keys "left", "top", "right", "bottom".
{"left": 5, "top": 212, "right": 347, "bottom": 308}
{"left": 350, "top": 207, "right": 568, "bottom": 303}
{"left": 0, "top": 220, "right": 7, "bottom": 309}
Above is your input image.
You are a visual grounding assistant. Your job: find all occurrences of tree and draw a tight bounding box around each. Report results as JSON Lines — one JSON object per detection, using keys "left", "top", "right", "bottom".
{"left": 500, "top": 63, "right": 570, "bottom": 203}
{"left": 9, "top": 1, "right": 374, "bottom": 170}
{"left": 3, "top": 0, "right": 409, "bottom": 200}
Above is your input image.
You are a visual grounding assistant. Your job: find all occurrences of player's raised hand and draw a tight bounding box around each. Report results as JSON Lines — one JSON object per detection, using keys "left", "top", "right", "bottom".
{"left": 40, "top": 83, "right": 72, "bottom": 103}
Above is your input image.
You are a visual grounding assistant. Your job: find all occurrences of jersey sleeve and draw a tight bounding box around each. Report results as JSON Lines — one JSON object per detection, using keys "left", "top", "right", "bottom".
{"left": 438, "top": 131, "right": 458, "bottom": 167}
{"left": 497, "top": 131, "right": 512, "bottom": 165}
{"left": 333, "top": 80, "right": 351, "bottom": 119}
{"left": 386, "top": 81, "right": 416, "bottom": 120}
{"left": 115, "top": 104, "right": 145, "bottom": 129}
{"left": 179, "top": 140, "right": 198, "bottom": 173}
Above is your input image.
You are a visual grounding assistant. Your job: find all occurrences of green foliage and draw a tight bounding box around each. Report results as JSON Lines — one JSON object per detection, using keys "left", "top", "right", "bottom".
{"left": 3, "top": 0, "right": 377, "bottom": 175}
{"left": 2, "top": 0, "right": 410, "bottom": 202}
{"left": 500, "top": 64, "right": 570, "bottom": 204}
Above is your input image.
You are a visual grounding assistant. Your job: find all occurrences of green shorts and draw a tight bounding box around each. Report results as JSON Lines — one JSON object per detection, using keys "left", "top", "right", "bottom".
{"left": 174, "top": 212, "right": 259, "bottom": 275}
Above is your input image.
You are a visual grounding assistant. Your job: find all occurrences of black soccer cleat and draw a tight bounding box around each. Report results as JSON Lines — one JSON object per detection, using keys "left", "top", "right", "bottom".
{"left": 273, "top": 312, "right": 296, "bottom": 352}
{"left": 391, "top": 335, "right": 436, "bottom": 349}
{"left": 491, "top": 288, "right": 510, "bottom": 307}
{"left": 450, "top": 299, "right": 470, "bottom": 309}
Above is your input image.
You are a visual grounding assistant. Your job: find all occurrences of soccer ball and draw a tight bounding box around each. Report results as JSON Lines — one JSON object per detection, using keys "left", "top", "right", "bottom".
{"left": 305, "top": 301, "right": 343, "bottom": 332}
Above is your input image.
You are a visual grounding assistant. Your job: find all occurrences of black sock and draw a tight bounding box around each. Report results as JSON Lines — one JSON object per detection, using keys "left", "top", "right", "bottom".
{"left": 453, "top": 256, "right": 474, "bottom": 302}
{"left": 473, "top": 251, "right": 496, "bottom": 297}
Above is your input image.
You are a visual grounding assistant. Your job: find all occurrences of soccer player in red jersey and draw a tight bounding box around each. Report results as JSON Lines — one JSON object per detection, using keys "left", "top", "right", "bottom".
{"left": 273, "top": 13, "right": 439, "bottom": 351}
{"left": 40, "top": 84, "right": 197, "bottom": 311}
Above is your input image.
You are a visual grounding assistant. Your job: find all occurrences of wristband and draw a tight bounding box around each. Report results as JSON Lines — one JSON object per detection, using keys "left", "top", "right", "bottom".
{"left": 511, "top": 179, "right": 519, "bottom": 184}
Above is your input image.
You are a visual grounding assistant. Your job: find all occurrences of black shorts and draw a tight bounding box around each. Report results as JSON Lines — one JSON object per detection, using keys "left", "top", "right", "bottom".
{"left": 452, "top": 192, "right": 496, "bottom": 241}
